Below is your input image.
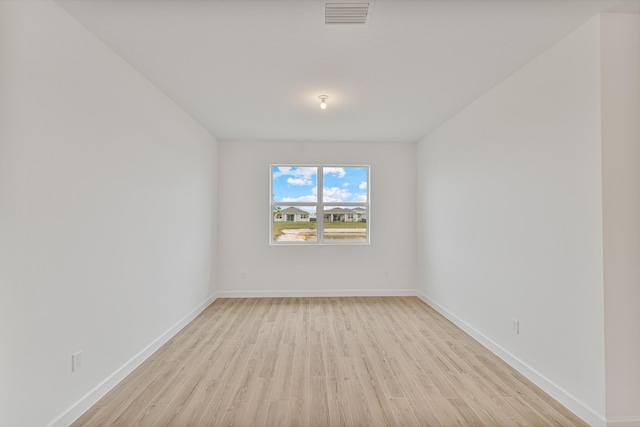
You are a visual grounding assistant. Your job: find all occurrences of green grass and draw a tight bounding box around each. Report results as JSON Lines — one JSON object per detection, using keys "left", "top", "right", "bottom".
{"left": 272, "top": 221, "right": 367, "bottom": 240}
{"left": 323, "top": 222, "right": 366, "bottom": 229}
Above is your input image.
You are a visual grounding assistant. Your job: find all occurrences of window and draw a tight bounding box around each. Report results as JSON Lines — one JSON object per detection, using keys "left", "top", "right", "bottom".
{"left": 271, "top": 165, "right": 369, "bottom": 244}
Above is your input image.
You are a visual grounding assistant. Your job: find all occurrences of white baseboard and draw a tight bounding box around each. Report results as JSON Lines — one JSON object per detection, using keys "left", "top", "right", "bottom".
{"left": 416, "top": 291, "right": 607, "bottom": 427}
{"left": 607, "top": 417, "right": 640, "bottom": 427}
{"left": 48, "top": 292, "right": 219, "bottom": 427}
{"left": 217, "top": 289, "right": 417, "bottom": 298}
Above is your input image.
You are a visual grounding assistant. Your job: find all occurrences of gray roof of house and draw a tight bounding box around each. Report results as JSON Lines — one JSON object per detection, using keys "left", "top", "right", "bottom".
{"left": 280, "top": 207, "right": 309, "bottom": 215}
{"left": 324, "top": 207, "right": 355, "bottom": 214}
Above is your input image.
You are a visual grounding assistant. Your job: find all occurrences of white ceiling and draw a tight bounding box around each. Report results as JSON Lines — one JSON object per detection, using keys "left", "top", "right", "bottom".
{"left": 56, "top": 0, "right": 639, "bottom": 143}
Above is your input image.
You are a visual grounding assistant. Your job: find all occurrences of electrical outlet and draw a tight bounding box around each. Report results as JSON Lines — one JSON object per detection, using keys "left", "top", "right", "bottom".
{"left": 72, "top": 351, "right": 83, "bottom": 372}
{"left": 512, "top": 319, "right": 520, "bottom": 334}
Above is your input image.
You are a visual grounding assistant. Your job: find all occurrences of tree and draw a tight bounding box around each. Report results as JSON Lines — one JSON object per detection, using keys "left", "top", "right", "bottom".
{"left": 272, "top": 194, "right": 281, "bottom": 219}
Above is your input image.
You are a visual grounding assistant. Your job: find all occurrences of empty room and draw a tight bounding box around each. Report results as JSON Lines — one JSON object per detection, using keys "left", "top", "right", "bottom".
{"left": 1, "top": 0, "right": 639, "bottom": 426}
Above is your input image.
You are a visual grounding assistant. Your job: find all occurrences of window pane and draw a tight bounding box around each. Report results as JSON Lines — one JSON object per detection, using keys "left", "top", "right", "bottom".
{"left": 323, "top": 167, "right": 368, "bottom": 203}
{"left": 323, "top": 206, "right": 368, "bottom": 243}
{"left": 272, "top": 206, "right": 317, "bottom": 242}
{"left": 272, "top": 166, "right": 317, "bottom": 202}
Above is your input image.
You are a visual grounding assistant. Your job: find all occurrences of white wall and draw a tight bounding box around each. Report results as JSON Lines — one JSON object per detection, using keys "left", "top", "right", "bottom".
{"left": 0, "top": 2, "right": 218, "bottom": 426}
{"left": 601, "top": 13, "right": 640, "bottom": 425}
{"left": 416, "top": 17, "right": 606, "bottom": 424}
{"left": 218, "top": 140, "right": 416, "bottom": 296}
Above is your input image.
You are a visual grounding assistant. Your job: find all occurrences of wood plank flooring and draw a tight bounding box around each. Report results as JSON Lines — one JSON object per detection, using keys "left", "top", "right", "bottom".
{"left": 72, "top": 297, "right": 588, "bottom": 426}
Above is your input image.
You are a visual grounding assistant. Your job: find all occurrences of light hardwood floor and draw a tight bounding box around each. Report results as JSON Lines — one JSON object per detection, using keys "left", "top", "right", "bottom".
{"left": 72, "top": 297, "right": 588, "bottom": 426}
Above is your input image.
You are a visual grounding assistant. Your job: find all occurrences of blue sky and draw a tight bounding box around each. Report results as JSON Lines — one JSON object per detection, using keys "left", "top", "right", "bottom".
{"left": 272, "top": 166, "right": 368, "bottom": 204}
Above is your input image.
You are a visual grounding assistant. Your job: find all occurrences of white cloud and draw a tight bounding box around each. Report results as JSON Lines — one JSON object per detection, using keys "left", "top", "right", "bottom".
{"left": 287, "top": 177, "right": 309, "bottom": 186}
{"left": 352, "top": 194, "right": 368, "bottom": 202}
{"left": 273, "top": 166, "right": 316, "bottom": 186}
{"left": 358, "top": 182, "right": 367, "bottom": 190}
{"left": 272, "top": 166, "right": 292, "bottom": 178}
{"left": 323, "top": 167, "right": 346, "bottom": 178}
{"left": 323, "top": 186, "right": 352, "bottom": 202}
{"left": 343, "top": 183, "right": 350, "bottom": 187}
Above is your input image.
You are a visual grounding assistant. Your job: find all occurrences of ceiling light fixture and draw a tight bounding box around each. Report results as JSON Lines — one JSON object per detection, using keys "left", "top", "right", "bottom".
{"left": 319, "top": 95, "right": 328, "bottom": 109}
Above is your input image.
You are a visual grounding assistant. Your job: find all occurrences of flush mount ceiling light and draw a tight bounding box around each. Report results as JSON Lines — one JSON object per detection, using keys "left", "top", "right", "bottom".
{"left": 319, "top": 95, "right": 329, "bottom": 109}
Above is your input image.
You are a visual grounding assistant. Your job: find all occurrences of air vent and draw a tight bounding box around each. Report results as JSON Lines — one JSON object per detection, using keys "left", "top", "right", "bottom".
{"left": 325, "top": 3, "right": 370, "bottom": 25}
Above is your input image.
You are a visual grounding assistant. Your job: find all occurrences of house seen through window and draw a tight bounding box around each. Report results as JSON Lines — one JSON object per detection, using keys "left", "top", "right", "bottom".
{"left": 271, "top": 165, "right": 369, "bottom": 244}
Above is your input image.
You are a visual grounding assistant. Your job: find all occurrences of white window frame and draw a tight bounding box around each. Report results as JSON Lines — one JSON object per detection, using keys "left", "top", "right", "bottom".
{"left": 270, "top": 164, "right": 370, "bottom": 245}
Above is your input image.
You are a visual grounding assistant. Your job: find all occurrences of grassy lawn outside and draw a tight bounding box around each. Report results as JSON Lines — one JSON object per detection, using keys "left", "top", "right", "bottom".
{"left": 272, "top": 221, "right": 366, "bottom": 240}
{"left": 324, "top": 222, "right": 366, "bottom": 229}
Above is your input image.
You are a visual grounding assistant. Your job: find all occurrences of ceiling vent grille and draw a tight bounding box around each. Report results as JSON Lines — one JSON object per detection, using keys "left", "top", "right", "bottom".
{"left": 325, "top": 3, "right": 370, "bottom": 25}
